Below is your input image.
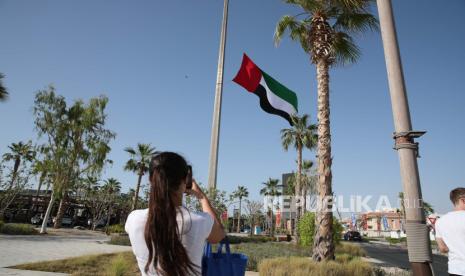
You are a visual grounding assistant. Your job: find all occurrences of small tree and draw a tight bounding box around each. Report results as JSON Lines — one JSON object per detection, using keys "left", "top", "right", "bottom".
{"left": 244, "top": 200, "right": 263, "bottom": 236}
{"left": 0, "top": 151, "right": 34, "bottom": 219}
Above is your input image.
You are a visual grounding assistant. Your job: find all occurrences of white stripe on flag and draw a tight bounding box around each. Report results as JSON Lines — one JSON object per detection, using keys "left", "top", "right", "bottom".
{"left": 260, "top": 78, "right": 297, "bottom": 116}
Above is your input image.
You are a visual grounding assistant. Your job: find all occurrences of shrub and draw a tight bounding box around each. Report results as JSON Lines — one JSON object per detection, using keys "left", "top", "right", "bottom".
{"left": 230, "top": 242, "right": 311, "bottom": 271}
{"left": 227, "top": 235, "right": 274, "bottom": 244}
{"left": 108, "top": 235, "right": 131, "bottom": 246}
{"left": 385, "top": 237, "right": 407, "bottom": 245}
{"left": 0, "top": 223, "right": 38, "bottom": 235}
{"left": 335, "top": 242, "right": 366, "bottom": 257}
{"left": 258, "top": 257, "right": 374, "bottom": 276}
{"left": 0, "top": 220, "right": 4, "bottom": 229}
{"left": 107, "top": 224, "right": 125, "bottom": 234}
{"left": 105, "top": 254, "right": 131, "bottom": 276}
{"left": 297, "top": 213, "right": 343, "bottom": 246}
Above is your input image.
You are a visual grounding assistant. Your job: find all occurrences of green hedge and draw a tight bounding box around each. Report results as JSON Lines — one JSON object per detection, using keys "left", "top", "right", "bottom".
{"left": 0, "top": 223, "right": 38, "bottom": 235}
{"left": 108, "top": 235, "right": 131, "bottom": 246}
{"left": 106, "top": 224, "right": 125, "bottom": 234}
{"left": 227, "top": 235, "right": 275, "bottom": 244}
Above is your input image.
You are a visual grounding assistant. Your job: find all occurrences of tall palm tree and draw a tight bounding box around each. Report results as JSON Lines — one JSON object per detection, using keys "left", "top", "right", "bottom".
{"left": 281, "top": 114, "right": 317, "bottom": 224}
{"left": 260, "top": 178, "right": 282, "bottom": 236}
{"left": 0, "top": 73, "right": 8, "bottom": 101}
{"left": 124, "top": 143, "right": 156, "bottom": 210}
{"left": 2, "top": 141, "right": 35, "bottom": 189}
{"left": 102, "top": 178, "right": 121, "bottom": 229}
{"left": 232, "top": 185, "right": 249, "bottom": 233}
{"left": 275, "top": 0, "right": 378, "bottom": 261}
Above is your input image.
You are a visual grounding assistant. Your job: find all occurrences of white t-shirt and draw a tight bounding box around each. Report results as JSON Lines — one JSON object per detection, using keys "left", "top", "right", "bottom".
{"left": 435, "top": 210, "right": 465, "bottom": 275}
{"left": 125, "top": 208, "right": 214, "bottom": 276}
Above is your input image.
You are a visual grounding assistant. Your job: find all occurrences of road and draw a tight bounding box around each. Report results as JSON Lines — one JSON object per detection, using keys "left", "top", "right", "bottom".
{"left": 360, "top": 242, "right": 449, "bottom": 275}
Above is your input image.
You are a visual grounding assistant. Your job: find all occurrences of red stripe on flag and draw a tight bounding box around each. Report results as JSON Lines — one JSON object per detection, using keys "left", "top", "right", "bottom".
{"left": 233, "top": 53, "right": 262, "bottom": 92}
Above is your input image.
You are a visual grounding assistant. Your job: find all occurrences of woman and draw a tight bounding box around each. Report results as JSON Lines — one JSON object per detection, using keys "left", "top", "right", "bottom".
{"left": 125, "top": 152, "right": 225, "bottom": 276}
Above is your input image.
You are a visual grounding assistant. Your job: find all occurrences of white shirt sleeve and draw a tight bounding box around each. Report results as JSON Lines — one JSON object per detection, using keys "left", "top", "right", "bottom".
{"left": 197, "top": 212, "right": 215, "bottom": 240}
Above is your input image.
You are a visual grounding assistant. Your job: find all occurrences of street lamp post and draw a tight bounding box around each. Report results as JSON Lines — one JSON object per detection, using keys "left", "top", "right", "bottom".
{"left": 376, "top": 1, "right": 433, "bottom": 275}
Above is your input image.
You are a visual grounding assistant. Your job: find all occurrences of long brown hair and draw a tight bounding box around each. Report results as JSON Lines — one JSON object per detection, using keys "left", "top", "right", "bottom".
{"left": 144, "top": 152, "right": 197, "bottom": 276}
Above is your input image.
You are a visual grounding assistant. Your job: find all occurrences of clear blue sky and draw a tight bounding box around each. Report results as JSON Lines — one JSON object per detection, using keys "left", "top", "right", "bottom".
{"left": 1, "top": 0, "right": 464, "bottom": 214}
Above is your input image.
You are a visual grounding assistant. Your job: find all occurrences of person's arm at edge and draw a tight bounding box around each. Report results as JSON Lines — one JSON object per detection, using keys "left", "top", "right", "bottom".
{"left": 189, "top": 180, "right": 226, "bottom": 243}
{"left": 436, "top": 238, "right": 449, "bottom": 253}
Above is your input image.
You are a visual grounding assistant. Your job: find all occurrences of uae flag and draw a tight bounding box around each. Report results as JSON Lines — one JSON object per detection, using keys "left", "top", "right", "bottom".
{"left": 233, "top": 54, "right": 298, "bottom": 125}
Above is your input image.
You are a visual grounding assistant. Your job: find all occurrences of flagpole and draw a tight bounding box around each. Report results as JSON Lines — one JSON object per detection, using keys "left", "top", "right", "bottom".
{"left": 207, "top": 0, "right": 229, "bottom": 193}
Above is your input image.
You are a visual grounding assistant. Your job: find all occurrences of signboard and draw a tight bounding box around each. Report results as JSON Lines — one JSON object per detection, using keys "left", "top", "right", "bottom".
{"left": 276, "top": 209, "right": 281, "bottom": 227}
{"left": 221, "top": 211, "right": 228, "bottom": 222}
{"left": 351, "top": 213, "right": 357, "bottom": 230}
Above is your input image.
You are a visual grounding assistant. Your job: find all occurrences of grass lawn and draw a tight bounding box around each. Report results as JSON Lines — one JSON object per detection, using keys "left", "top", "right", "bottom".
{"left": 12, "top": 252, "right": 139, "bottom": 276}
{"left": 11, "top": 241, "right": 366, "bottom": 274}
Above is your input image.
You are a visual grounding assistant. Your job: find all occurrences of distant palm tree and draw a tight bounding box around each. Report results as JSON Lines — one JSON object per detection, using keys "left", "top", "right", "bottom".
{"left": 281, "top": 114, "right": 317, "bottom": 223}
{"left": 0, "top": 73, "right": 8, "bottom": 101}
{"left": 260, "top": 178, "right": 282, "bottom": 236}
{"left": 232, "top": 185, "right": 249, "bottom": 233}
{"left": 423, "top": 201, "right": 434, "bottom": 217}
{"left": 275, "top": 0, "right": 378, "bottom": 261}
{"left": 2, "top": 141, "right": 35, "bottom": 189}
{"left": 124, "top": 143, "right": 156, "bottom": 210}
{"left": 102, "top": 178, "right": 121, "bottom": 228}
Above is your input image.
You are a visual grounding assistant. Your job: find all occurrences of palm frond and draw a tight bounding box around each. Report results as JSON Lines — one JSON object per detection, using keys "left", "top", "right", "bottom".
{"left": 331, "top": 31, "right": 361, "bottom": 66}
{"left": 330, "top": 0, "right": 373, "bottom": 11}
{"left": 274, "top": 15, "right": 306, "bottom": 46}
{"left": 285, "top": 0, "right": 323, "bottom": 13}
{"left": 0, "top": 73, "right": 8, "bottom": 101}
{"left": 280, "top": 129, "right": 296, "bottom": 151}
{"left": 333, "top": 12, "right": 378, "bottom": 34}
{"left": 124, "top": 147, "right": 136, "bottom": 155}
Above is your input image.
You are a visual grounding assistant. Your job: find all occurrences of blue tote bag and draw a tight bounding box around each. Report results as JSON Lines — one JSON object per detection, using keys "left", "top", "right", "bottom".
{"left": 202, "top": 238, "right": 248, "bottom": 276}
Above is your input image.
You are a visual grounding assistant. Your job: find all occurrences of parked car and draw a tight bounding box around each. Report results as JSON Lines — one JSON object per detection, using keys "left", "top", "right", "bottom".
{"left": 52, "top": 216, "right": 73, "bottom": 227}
{"left": 344, "top": 231, "right": 362, "bottom": 241}
{"left": 31, "top": 213, "right": 52, "bottom": 226}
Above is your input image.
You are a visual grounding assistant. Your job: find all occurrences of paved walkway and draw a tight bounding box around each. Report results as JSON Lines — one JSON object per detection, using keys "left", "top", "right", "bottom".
{"left": 0, "top": 229, "right": 130, "bottom": 275}
{"left": 1, "top": 229, "right": 259, "bottom": 275}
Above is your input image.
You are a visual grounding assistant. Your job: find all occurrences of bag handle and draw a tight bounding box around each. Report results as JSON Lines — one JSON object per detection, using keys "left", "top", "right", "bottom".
{"left": 204, "top": 242, "right": 212, "bottom": 258}
{"left": 216, "top": 237, "right": 231, "bottom": 256}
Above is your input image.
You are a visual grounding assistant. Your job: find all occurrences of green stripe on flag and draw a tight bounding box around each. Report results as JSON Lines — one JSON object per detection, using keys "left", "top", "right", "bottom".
{"left": 261, "top": 70, "right": 298, "bottom": 113}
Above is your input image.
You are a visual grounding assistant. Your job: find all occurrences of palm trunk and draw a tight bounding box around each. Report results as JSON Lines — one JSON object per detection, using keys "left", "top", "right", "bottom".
{"left": 132, "top": 172, "right": 143, "bottom": 210}
{"left": 312, "top": 59, "right": 335, "bottom": 261}
{"left": 8, "top": 158, "right": 21, "bottom": 189}
{"left": 53, "top": 192, "right": 67, "bottom": 228}
{"left": 40, "top": 190, "right": 55, "bottom": 234}
{"left": 236, "top": 198, "right": 242, "bottom": 233}
{"left": 295, "top": 146, "right": 302, "bottom": 240}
